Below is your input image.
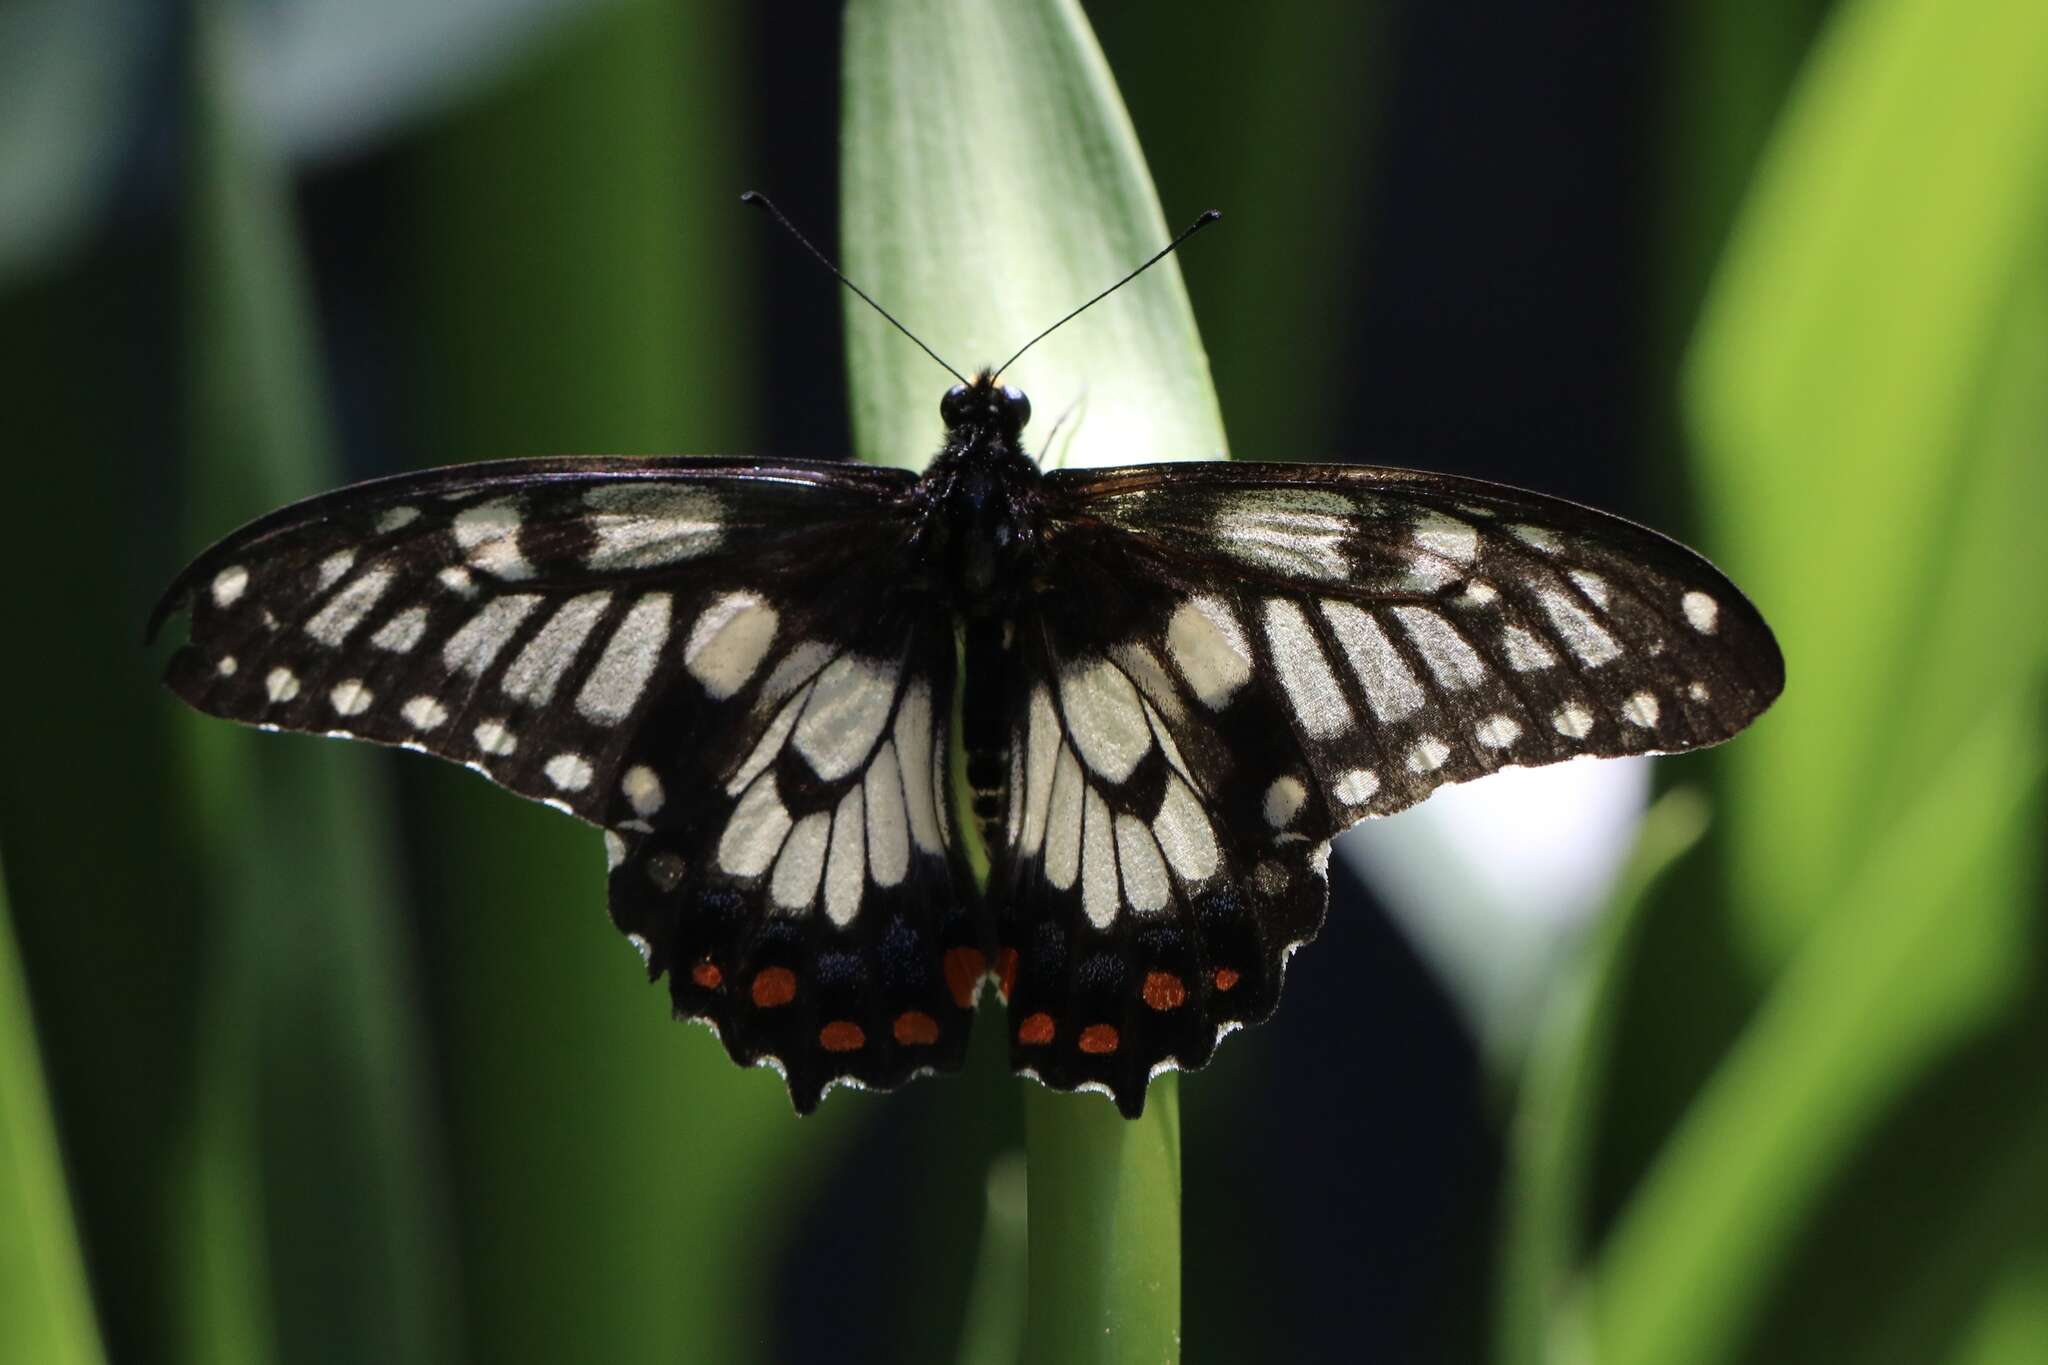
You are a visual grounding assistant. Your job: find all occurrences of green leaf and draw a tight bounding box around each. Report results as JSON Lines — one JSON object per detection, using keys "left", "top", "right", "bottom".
{"left": 841, "top": 0, "right": 1224, "bottom": 473}
{"left": 1021, "top": 1083, "right": 1182, "bottom": 1364}
{"left": 0, "top": 857, "right": 108, "bottom": 1365}
{"left": 179, "top": 4, "right": 462, "bottom": 1361}
{"left": 1685, "top": 0, "right": 2048, "bottom": 964}
{"left": 843, "top": 3, "right": 1219, "bottom": 1360}
{"left": 1493, "top": 790, "right": 1710, "bottom": 1365}
{"left": 1585, "top": 696, "right": 2045, "bottom": 1365}
{"left": 954, "top": 1151, "right": 1029, "bottom": 1365}
{"left": 1611, "top": 0, "right": 2048, "bottom": 1354}
{"left": 397, "top": 5, "right": 853, "bottom": 1361}
{"left": 0, "top": 0, "right": 146, "bottom": 282}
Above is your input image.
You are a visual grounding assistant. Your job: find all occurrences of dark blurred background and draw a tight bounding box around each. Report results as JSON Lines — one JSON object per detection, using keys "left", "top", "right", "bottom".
{"left": 4, "top": 2, "right": 2043, "bottom": 1363}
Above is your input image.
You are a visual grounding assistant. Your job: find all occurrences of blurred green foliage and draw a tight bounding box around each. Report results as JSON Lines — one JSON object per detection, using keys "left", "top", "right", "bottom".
{"left": 1, "top": 0, "right": 2044, "bottom": 1362}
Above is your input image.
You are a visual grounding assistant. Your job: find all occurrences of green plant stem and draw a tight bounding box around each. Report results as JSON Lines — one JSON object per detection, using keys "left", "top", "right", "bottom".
{"left": 0, "top": 858, "right": 106, "bottom": 1365}
{"left": 842, "top": 2, "right": 1221, "bottom": 1360}
{"left": 1022, "top": 1081, "right": 1183, "bottom": 1361}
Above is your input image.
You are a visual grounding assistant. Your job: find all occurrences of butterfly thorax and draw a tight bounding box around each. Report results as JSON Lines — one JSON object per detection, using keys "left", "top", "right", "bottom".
{"left": 915, "top": 372, "right": 1044, "bottom": 617}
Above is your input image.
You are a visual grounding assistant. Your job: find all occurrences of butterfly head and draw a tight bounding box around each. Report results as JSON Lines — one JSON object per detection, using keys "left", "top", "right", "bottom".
{"left": 941, "top": 371, "right": 1032, "bottom": 437}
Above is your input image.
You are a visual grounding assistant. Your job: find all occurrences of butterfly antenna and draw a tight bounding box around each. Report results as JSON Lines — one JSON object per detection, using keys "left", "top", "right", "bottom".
{"left": 740, "top": 191, "right": 969, "bottom": 387}
{"left": 994, "top": 209, "right": 1221, "bottom": 379}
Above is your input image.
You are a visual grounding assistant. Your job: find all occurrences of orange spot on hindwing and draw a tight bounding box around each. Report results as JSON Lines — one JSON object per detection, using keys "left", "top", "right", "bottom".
{"left": 1142, "top": 971, "right": 1187, "bottom": 1010}
{"left": 819, "top": 1020, "right": 865, "bottom": 1052}
{"left": 1017, "top": 1012, "right": 1055, "bottom": 1045}
{"left": 943, "top": 947, "right": 986, "bottom": 1010}
{"left": 751, "top": 966, "right": 797, "bottom": 1008}
{"left": 997, "top": 947, "right": 1019, "bottom": 1000}
{"left": 690, "top": 961, "right": 724, "bottom": 990}
{"left": 1212, "top": 967, "right": 1241, "bottom": 992}
{"left": 893, "top": 1011, "right": 940, "bottom": 1046}
{"left": 1078, "top": 1024, "right": 1120, "bottom": 1055}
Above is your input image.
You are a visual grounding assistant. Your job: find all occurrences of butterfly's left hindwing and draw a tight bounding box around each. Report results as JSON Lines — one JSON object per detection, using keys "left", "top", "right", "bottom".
{"left": 153, "top": 456, "right": 982, "bottom": 1109}
{"left": 987, "top": 461, "right": 1784, "bottom": 1115}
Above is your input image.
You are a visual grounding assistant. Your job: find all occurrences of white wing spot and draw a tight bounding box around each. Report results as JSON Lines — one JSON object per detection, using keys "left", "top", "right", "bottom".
{"left": 1502, "top": 624, "right": 1558, "bottom": 671}
{"left": 329, "top": 679, "right": 373, "bottom": 717}
{"left": 1263, "top": 775, "right": 1307, "bottom": 829}
{"left": 304, "top": 567, "right": 395, "bottom": 646}
{"left": 1412, "top": 510, "right": 1479, "bottom": 563}
{"left": 370, "top": 606, "right": 429, "bottom": 654}
{"left": 577, "top": 592, "right": 671, "bottom": 724}
{"left": 216, "top": 656, "right": 237, "bottom": 677}
{"left": 502, "top": 591, "right": 612, "bottom": 704}
{"left": 770, "top": 812, "right": 831, "bottom": 911}
{"left": 376, "top": 505, "right": 421, "bottom": 533}
{"left": 1553, "top": 702, "right": 1594, "bottom": 739}
{"left": 1113, "top": 813, "right": 1171, "bottom": 914}
{"left": 1333, "top": 768, "right": 1379, "bottom": 805}
{"left": 862, "top": 742, "right": 911, "bottom": 887}
{"left": 1321, "top": 601, "right": 1423, "bottom": 721}
{"left": 437, "top": 566, "right": 477, "bottom": 597}
{"left": 894, "top": 680, "right": 943, "bottom": 854}
{"left": 1687, "top": 680, "right": 1711, "bottom": 702}
{"left": 1407, "top": 736, "right": 1451, "bottom": 773}
{"left": 621, "top": 765, "right": 665, "bottom": 816}
{"left": 473, "top": 719, "right": 518, "bottom": 756}
{"left": 443, "top": 595, "right": 543, "bottom": 676}
{"left": 544, "top": 753, "right": 593, "bottom": 791}
{"left": 1262, "top": 599, "right": 1355, "bottom": 737}
{"left": 1391, "top": 605, "right": 1488, "bottom": 690}
{"left": 1043, "top": 746, "right": 1084, "bottom": 890}
{"left": 265, "top": 667, "right": 300, "bottom": 703}
{"left": 726, "top": 690, "right": 805, "bottom": 797}
{"left": 316, "top": 549, "right": 358, "bottom": 591}
{"left": 824, "top": 786, "right": 865, "bottom": 927}
{"left": 758, "top": 640, "right": 833, "bottom": 707}
{"left": 1399, "top": 552, "right": 1463, "bottom": 594}
{"left": 1165, "top": 595, "right": 1253, "bottom": 708}
{"left": 1080, "top": 787, "right": 1118, "bottom": 929}
{"left": 1538, "top": 589, "right": 1621, "bottom": 666}
{"left": 1456, "top": 581, "right": 1499, "bottom": 608}
{"left": 1212, "top": 489, "right": 1355, "bottom": 580}
{"left": 1622, "top": 691, "right": 1661, "bottom": 728}
{"left": 1683, "top": 591, "right": 1720, "bottom": 633}
{"left": 1019, "top": 687, "right": 1061, "bottom": 858}
{"left": 211, "top": 565, "right": 248, "bottom": 607}
{"left": 1151, "top": 774, "right": 1218, "bottom": 882}
{"left": 1059, "top": 658, "right": 1152, "bottom": 783}
{"left": 583, "top": 484, "right": 724, "bottom": 569}
{"left": 401, "top": 696, "right": 447, "bottom": 730}
{"left": 453, "top": 499, "right": 532, "bottom": 579}
{"left": 1475, "top": 714, "right": 1522, "bottom": 749}
{"left": 718, "top": 773, "right": 793, "bottom": 878}
{"left": 684, "top": 591, "right": 779, "bottom": 700}
{"left": 1511, "top": 524, "right": 1562, "bottom": 553}
{"left": 1111, "top": 641, "right": 1187, "bottom": 723}
{"left": 603, "top": 832, "right": 627, "bottom": 870}
{"left": 794, "top": 654, "right": 896, "bottom": 780}
{"left": 1568, "top": 569, "right": 1611, "bottom": 607}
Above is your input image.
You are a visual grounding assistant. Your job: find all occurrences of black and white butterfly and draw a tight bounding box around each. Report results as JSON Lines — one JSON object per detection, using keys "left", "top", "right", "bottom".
{"left": 150, "top": 213, "right": 1782, "bottom": 1117}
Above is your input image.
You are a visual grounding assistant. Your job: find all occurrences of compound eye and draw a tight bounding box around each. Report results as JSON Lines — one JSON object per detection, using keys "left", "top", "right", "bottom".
{"left": 940, "top": 385, "right": 971, "bottom": 426}
{"left": 1002, "top": 385, "right": 1032, "bottom": 427}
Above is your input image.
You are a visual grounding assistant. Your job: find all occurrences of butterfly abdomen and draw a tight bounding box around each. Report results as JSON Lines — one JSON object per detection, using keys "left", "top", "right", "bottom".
{"left": 962, "top": 617, "right": 1011, "bottom": 850}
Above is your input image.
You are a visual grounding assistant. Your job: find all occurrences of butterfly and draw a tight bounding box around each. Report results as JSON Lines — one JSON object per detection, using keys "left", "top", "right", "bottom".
{"left": 150, "top": 205, "right": 1783, "bottom": 1117}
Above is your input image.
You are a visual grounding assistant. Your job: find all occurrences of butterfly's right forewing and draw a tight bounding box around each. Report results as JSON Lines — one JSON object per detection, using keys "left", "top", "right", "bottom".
{"left": 153, "top": 455, "right": 982, "bottom": 1109}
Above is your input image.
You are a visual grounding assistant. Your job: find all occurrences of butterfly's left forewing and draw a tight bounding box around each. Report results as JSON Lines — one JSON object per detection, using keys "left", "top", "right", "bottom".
{"left": 990, "top": 462, "right": 1783, "bottom": 1114}
{"left": 153, "top": 456, "right": 981, "bottom": 1108}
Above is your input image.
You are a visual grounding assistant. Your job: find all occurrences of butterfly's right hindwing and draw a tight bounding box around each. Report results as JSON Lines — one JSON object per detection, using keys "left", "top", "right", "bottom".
{"left": 154, "top": 456, "right": 983, "bottom": 1108}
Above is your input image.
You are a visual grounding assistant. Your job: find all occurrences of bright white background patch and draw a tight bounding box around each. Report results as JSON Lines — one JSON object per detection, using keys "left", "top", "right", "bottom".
{"left": 1340, "top": 757, "right": 1652, "bottom": 1059}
